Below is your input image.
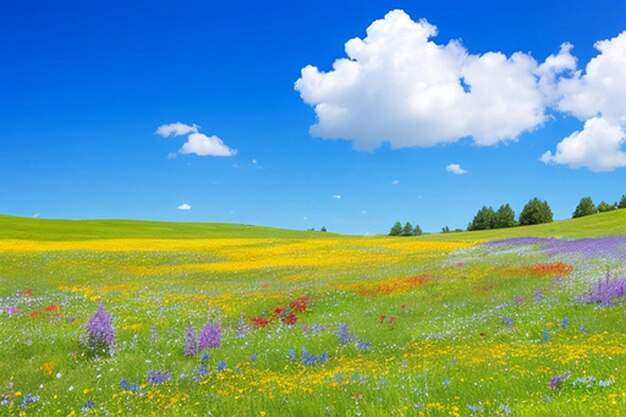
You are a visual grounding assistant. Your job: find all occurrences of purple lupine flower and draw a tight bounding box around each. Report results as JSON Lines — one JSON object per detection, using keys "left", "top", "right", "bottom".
{"left": 146, "top": 370, "right": 172, "bottom": 384}
{"left": 560, "top": 318, "right": 569, "bottom": 328}
{"left": 301, "top": 347, "right": 329, "bottom": 366}
{"left": 235, "top": 313, "right": 249, "bottom": 339}
{"left": 151, "top": 325, "right": 158, "bottom": 341}
{"left": 184, "top": 322, "right": 199, "bottom": 356}
{"left": 502, "top": 316, "right": 514, "bottom": 327}
{"left": 533, "top": 288, "right": 542, "bottom": 303}
{"left": 577, "top": 276, "right": 626, "bottom": 306}
{"left": 83, "top": 304, "right": 115, "bottom": 354}
{"left": 199, "top": 319, "right": 221, "bottom": 350}
{"left": 20, "top": 394, "right": 40, "bottom": 408}
{"left": 216, "top": 361, "right": 227, "bottom": 371}
{"left": 549, "top": 375, "right": 565, "bottom": 390}
{"left": 336, "top": 323, "right": 352, "bottom": 345}
{"left": 357, "top": 340, "right": 371, "bottom": 351}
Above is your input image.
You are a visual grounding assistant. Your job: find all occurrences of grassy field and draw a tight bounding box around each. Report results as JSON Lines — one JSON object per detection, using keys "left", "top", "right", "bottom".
{"left": 1, "top": 213, "right": 625, "bottom": 416}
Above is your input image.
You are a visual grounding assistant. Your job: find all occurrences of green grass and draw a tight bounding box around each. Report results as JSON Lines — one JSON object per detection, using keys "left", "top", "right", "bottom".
{"left": 3, "top": 209, "right": 626, "bottom": 242}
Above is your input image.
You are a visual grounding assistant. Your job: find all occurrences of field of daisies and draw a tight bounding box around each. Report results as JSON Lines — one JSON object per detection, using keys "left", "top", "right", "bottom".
{"left": 0, "top": 215, "right": 625, "bottom": 416}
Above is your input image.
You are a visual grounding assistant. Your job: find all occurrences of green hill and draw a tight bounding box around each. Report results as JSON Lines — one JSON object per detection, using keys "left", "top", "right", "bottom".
{"left": 1, "top": 209, "right": 625, "bottom": 241}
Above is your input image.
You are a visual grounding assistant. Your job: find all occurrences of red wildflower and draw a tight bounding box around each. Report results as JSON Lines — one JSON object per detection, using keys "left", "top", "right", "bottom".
{"left": 389, "top": 316, "right": 396, "bottom": 324}
{"left": 274, "top": 307, "right": 285, "bottom": 315}
{"left": 24, "top": 288, "right": 33, "bottom": 297}
{"left": 283, "top": 313, "right": 297, "bottom": 325}
{"left": 289, "top": 295, "right": 309, "bottom": 312}
{"left": 252, "top": 317, "right": 269, "bottom": 329}
{"left": 261, "top": 283, "right": 271, "bottom": 289}
{"left": 30, "top": 309, "right": 43, "bottom": 317}
{"left": 379, "top": 315, "right": 386, "bottom": 323}
{"left": 352, "top": 393, "right": 362, "bottom": 400}
{"left": 45, "top": 304, "right": 59, "bottom": 312}
{"left": 401, "top": 304, "right": 407, "bottom": 310}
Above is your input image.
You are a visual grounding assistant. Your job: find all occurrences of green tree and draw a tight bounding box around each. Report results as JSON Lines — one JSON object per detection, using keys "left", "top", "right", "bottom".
{"left": 389, "top": 222, "right": 402, "bottom": 236}
{"left": 468, "top": 206, "right": 496, "bottom": 231}
{"left": 320, "top": 226, "right": 327, "bottom": 232}
{"left": 573, "top": 197, "right": 597, "bottom": 218}
{"left": 519, "top": 198, "right": 553, "bottom": 226}
{"left": 413, "top": 224, "right": 423, "bottom": 236}
{"left": 441, "top": 226, "right": 450, "bottom": 233}
{"left": 494, "top": 204, "right": 517, "bottom": 228}
{"left": 597, "top": 201, "right": 615, "bottom": 212}
{"left": 401, "top": 222, "right": 414, "bottom": 237}
{"left": 617, "top": 195, "right": 626, "bottom": 209}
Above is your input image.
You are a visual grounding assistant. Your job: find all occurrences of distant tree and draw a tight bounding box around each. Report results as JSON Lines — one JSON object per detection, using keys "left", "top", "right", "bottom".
{"left": 307, "top": 228, "right": 315, "bottom": 232}
{"left": 519, "top": 198, "right": 553, "bottom": 226}
{"left": 441, "top": 226, "right": 451, "bottom": 233}
{"left": 401, "top": 222, "right": 414, "bottom": 237}
{"left": 320, "top": 226, "right": 327, "bottom": 232}
{"left": 468, "top": 206, "right": 496, "bottom": 231}
{"left": 573, "top": 197, "right": 597, "bottom": 218}
{"left": 389, "top": 222, "right": 403, "bottom": 236}
{"left": 597, "top": 201, "right": 616, "bottom": 212}
{"left": 413, "top": 224, "right": 423, "bottom": 236}
{"left": 618, "top": 195, "right": 626, "bottom": 209}
{"left": 494, "top": 204, "right": 517, "bottom": 228}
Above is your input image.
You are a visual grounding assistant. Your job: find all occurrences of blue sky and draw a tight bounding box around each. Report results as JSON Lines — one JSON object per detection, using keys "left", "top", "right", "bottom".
{"left": 1, "top": 0, "right": 625, "bottom": 234}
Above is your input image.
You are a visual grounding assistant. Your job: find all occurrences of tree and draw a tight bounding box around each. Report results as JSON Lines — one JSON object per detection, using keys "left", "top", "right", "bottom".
{"left": 441, "top": 226, "right": 451, "bottom": 233}
{"left": 494, "top": 204, "right": 517, "bottom": 229}
{"left": 519, "top": 198, "right": 553, "bottom": 226}
{"left": 413, "top": 224, "right": 423, "bottom": 236}
{"left": 389, "top": 222, "right": 402, "bottom": 236}
{"left": 597, "top": 201, "right": 616, "bottom": 212}
{"left": 468, "top": 206, "right": 496, "bottom": 231}
{"left": 573, "top": 197, "right": 597, "bottom": 218}
{"left": 618, "top": 195, "right": 626, "bottom": 209}
{"left": 401, "top": 222, "right": 414, "bottom": 237}
{"left": 320, "top": 226, "right": 327, "bottom": 232}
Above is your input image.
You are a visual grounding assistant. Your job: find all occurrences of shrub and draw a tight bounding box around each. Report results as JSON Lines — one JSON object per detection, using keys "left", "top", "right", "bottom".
{"left": 519, "top": 198, "right": 553, "bottom": 226}
{"left": 573, "top": 197, "right": 597, "bottom": 218}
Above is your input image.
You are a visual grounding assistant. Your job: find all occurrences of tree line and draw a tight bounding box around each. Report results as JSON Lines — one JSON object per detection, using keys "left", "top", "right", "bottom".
{"left": 388, "top": 194, "right": 626, "bottom": 235}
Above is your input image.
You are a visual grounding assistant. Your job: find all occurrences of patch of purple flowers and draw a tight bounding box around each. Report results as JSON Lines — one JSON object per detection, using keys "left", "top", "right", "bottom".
{"left": 82, "top": 304, "right": 115, "bottom": 354}
{"left": 336, "top": 323, "right": 352, "bottom": 345}
{"left": 146, "top": 370, "right": 172, "bottom": 385}
{"left": 577, "top": 275, "right": 626, "bottom": 306}
{"left": 199, "top": 319, "right": 221, "bottom": 350}
{"left": 184, "top": 322, "right": 199, "bottom": 356}
{"left": 301, "top": 347, "right": 329, "bottom": 366}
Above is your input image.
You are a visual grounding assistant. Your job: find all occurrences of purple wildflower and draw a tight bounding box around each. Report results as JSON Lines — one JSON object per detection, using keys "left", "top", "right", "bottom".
{"left": 577, "top": 275, "right": 626, "bottom": 306}
{"left": 543, "top": 327, "right": 549, "bottom": 343}
{"left": 235, "top": 313, "right": 249, "bottom": 339}
{"left": 20, "top": 394, "right": 40, "bottom": 408}
{"left": 216, "top": 361, "right": 227, "bottom": 371}
{"left": 357, "top": 340, "right": 371, "bottom": 351}
{"left": 146, "top": 370, "right": 171, "bottom": 385}
{"left": 199, "top": 319, "right": 221, "bottom": 350}
{"left": 502, "top": 316, "right": 514, "bottom": 327}
{"left": 184, "top": 322, "right": 199, "bottom": 356}
{"left": 83, "top": 304, "right": 115, "bottom": 354}
{"left": 336, "top": 323, "right": 352, "bottom": 345}
{"left": 560, "top": 318, "right": 569, "bottom": 328}
{"left": 549, "top": 375, "right": 565, "bottom": 390}
{"left": 301, "top": 347, "right": 328, "bottom": 366}
{"left": 533, "top": 288, "right": 542, "bottom": 303}
{"left": 81, "top": 400, "right": 95, "bottom": 412}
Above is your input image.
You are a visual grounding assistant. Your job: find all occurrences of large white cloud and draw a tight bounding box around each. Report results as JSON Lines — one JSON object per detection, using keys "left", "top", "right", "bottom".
{"left": 541, "top": 31, "right": 626, "bottom": 171}
{"left": 295, "top": 10, "right": 573, "bottom": 150}
{"left": 541, "top": 117, "right": 626, "bottom": 172}
{"left": 156, "top": 123, "right": 237, "bottom": 157}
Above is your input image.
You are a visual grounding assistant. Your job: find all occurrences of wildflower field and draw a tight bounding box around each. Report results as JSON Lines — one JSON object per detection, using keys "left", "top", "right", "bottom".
{"left": 1, "top": 212, "right": 625, "bottom": 416}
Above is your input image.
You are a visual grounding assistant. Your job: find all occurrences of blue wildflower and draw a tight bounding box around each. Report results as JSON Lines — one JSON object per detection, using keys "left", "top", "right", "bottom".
{"left": 146, "top": 370, "right": 172, "bottom": 385}
{"left": 216, "top": 361, "right": 227, "bottom": 371}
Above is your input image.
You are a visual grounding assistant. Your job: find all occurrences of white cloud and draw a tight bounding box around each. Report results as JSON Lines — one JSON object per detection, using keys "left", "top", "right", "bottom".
{"left": 542, "top": 31, "right": 626, "bottom": 171}
{"left": 446, "top": 163, "right": 467, "bottom": 175}
{"left": 361, "top": 210, "right": 367, "bottom": 214}
{"left": 158, "top": 123, "right": 237, "bottom": 157}
{"left": 295, "top": 10, "right": 568, "bottom": 150}
{"left": 177, "top": 203, "right": 192, "bottom": 211}
{"left": 155, "top": 122, "right": 199, "bottom": 138}
{"left": 180, "top": 133, "right": 237, "bottom": 157}
{"left": 541, "top": 117, "right": 626, "bottom": 172}
{"left": 332, "top": 194, "right": 342, "bottom": 199}
{"left": 252, "top": 159, "right": 257, "bottom": 164}
{"left": 392, "top": 179, "right": 399, "bottom": 185}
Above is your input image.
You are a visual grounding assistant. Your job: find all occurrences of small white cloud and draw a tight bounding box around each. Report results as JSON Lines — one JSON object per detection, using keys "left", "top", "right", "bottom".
{"left": 303, "top": 216, "right": 308, "bottom": 220}
{"left": 177, "top": 203, "right": 192, "bottom": 211}
{"left": 392, "top": 179, "right": 399, "bottom": 185}
{"left": 158, "top": 123, "right": 237, "bottom": 157}
{"left": 156, "top": 122, "right": 199, "bottom": 138}
{"left": 446, "top": 163, "right": 468, "bottom": 175}
{"left": 180, "top": 133, "right": 237, "bottom": 157}
{"left": 541, "top": 117, "right": 626, "bottom": 171}
{"left": 332, "top": 194, "right": 342, "bottom": 199}
{"left": 361, "top": 210, "right": 367, "bottom": 214}
{"left": 252, "top": 159, "right": 257, "bottom": 164}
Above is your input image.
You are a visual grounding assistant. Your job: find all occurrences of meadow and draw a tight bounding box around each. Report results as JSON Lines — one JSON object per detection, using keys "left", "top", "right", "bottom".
{"left": 1, "top": 212, "right": 625, "bottom": 416}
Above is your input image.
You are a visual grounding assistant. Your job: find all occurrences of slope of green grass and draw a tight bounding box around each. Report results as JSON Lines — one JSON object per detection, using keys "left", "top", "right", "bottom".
{"left": 2, "top": 209, "right": 626, "bottom": 241}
